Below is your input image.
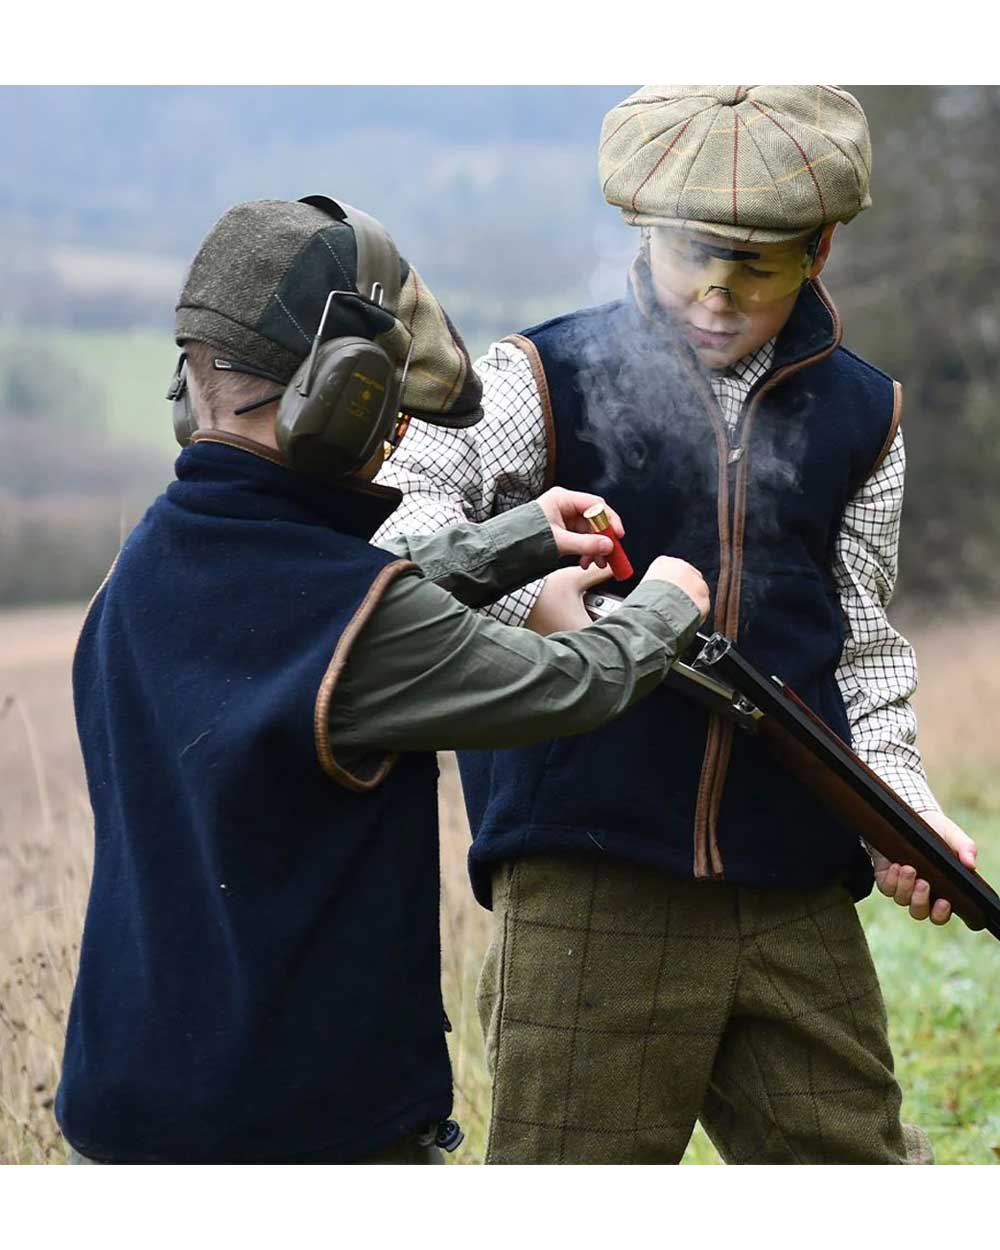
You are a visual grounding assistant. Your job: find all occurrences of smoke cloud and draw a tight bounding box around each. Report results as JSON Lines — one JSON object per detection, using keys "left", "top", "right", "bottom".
{"left": 569, "top": 253, "right": 814, "bottom": 624}
{"left": 566, "top": 298, "right": 722, "bottom": 496}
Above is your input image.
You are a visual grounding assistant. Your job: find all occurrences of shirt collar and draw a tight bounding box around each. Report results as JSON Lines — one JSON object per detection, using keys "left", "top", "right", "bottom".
{"left": 721, "top": 338, "right": 776, "bottom": 387}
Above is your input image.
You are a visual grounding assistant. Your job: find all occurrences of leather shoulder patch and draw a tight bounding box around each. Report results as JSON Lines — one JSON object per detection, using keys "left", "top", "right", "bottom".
{"left": 314, "top": 558, "right": 417, "bottom": 792}
{"left": 871, "top": 379, "right": 904, "bottom": 475}
{"left": 504, "top": 333, "right": 557, "bottom": 490}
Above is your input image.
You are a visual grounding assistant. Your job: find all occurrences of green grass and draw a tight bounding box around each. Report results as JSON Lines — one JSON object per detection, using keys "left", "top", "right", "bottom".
{"left": 0, "top": 327, "right": 177, "bottom": 452}
{"left": 854, "top": 778, "right": 1000, "bottom": 1165}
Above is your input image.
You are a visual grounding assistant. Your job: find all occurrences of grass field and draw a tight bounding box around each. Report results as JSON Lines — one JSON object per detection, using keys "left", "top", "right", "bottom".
{"left": 0, "top": 327, "right": 178, "bottom": 455}
{"left": 1, "top": 605, "right": 997, "bottom": 1165}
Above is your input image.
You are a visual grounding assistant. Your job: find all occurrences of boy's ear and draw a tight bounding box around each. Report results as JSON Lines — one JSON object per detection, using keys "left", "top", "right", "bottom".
{"left": 810, "top": 223, "right": 837, "bottom": 278}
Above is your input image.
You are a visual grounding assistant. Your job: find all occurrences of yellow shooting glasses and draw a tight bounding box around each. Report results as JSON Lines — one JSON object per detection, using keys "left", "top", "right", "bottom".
{"left": 654, "top": 228, "right": 819, "bottom": 310}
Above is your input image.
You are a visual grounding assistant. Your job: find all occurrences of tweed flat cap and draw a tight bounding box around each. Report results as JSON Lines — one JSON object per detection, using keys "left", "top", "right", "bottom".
{"left": 599, "top": 85, "right": 872, "bottom": 242}
{"left": 175, "top": 198, "right": 482, "bottom": 427}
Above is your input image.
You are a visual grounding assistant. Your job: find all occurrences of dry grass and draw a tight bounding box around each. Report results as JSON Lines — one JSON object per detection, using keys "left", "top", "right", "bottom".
{"left": 1, "top": 603, "right": 998, "bottom": 1165}
{"left": 0, "top": 606, "right": 92, "bottom": 1163}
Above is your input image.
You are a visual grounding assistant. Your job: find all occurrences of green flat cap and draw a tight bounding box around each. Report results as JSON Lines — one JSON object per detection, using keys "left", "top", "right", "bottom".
{"left": 599, "top": 85, "right": 872, "bottom": 242}
{"left": 178, "top": 199, "right": 362, "bottom": 381}
{"left": 175, "top": 198, "right": 482, "bottom": 427}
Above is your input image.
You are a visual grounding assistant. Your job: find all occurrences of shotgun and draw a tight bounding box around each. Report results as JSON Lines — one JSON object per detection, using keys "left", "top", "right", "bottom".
{"left": 584, "top": 591, "right": 1000, "bottom": 939}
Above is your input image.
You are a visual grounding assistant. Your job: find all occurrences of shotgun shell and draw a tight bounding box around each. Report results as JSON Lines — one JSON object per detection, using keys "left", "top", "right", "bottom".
{"left": 583, "top": 504, "right": 634, "bottom": 582}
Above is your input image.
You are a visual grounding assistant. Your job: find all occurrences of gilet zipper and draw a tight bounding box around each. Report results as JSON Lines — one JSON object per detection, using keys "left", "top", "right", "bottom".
{"left": 689, "top": 287, "right": 843, "bottom": 880}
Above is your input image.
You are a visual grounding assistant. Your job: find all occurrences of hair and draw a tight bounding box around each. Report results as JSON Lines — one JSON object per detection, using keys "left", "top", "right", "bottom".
{"left": 803, "top": 226, "right": 825, "bottom": 262}
{"left": 183, "top": 341, "right": 285, "bottom": 433}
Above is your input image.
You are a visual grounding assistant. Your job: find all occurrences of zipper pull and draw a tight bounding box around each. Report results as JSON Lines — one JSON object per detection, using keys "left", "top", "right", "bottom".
{"left": 728, "top": 447, "right": 744, "bottom": 465}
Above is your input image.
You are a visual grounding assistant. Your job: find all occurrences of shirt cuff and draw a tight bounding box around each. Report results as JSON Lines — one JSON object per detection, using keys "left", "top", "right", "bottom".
{"left": 485, "top": 578, "right": 546, "bottom": 627}
{"left": 385, "top": 500, "right": 558, "bottom": 607}
{"left": 872, "top": 764, "right": 941, "bottom": 815}
{"left": 471, "top": 502, "right": 559, "bottom": 589}
{"left": 619, "top": 580, "right": 704, "bottom": 651}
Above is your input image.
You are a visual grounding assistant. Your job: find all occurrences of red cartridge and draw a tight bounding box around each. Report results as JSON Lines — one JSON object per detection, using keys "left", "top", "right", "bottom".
{"left": 583, "top": 504, "right": 634, "bottom": 582}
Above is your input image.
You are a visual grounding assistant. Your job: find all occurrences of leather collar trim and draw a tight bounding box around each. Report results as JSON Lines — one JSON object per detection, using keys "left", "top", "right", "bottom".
{"left": 188, "top": 429, "right": 402, "bottom": 506}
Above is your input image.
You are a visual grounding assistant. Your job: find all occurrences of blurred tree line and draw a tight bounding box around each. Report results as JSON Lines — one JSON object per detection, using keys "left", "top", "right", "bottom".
{"left": 832, "top": 86, "right": 1000, "bottom": 607}
{"left": 0, "top": 86, "right": 998, "bottom": 609}
{"left": 0, "top": 345, "right": 165, "bottom": 604}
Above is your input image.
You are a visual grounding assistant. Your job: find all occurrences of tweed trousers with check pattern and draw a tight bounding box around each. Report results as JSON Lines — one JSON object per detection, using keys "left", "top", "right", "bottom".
{"left": 477, "top": 856, "right": 933, "bottom": 1164}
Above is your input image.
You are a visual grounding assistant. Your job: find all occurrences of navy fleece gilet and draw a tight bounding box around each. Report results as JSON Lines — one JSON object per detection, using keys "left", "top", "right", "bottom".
{"left": 57, "top": 440, "right": 449, "bottom": 1163}
{"left": 461, "top": 283, "right": 896, "bottom": 906}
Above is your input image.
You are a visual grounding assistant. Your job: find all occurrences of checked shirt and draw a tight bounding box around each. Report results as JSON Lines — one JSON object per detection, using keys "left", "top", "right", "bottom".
{"left": 375, "top": 336, "right": 939, "bottom": 813}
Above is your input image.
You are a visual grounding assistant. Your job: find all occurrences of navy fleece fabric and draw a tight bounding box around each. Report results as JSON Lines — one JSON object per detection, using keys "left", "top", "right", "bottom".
{"left": 58, "top": 442, "right": 449, "bottom": 1162}
{"left": 462, "top": 283, "right": 893, "bottom": 906}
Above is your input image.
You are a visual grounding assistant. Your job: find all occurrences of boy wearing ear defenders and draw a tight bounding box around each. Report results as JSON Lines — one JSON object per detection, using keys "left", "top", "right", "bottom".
{"left": 375, "top": 87, "right": 979, "bottom": 1163}
{"left": 56, "top": 196, "right": 710, "bottom": 1164}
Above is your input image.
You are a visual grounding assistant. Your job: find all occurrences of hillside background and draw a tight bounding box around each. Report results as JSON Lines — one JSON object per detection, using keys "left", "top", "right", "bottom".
{"left": 1, "top": 86, "right": 998, "bottom": 1166}
{"left": 1, "top": 84, "right": 999, "bottom": 610}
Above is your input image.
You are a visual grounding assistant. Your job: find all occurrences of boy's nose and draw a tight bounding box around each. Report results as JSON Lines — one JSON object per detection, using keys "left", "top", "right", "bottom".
{"left": 699, "top": 285, "right": 736, "bottom": 310}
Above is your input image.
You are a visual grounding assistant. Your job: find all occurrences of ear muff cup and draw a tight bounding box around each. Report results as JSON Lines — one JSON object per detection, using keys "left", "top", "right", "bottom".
{"left": 172, "top": 391, "right": 198, "bottom": 448}
{"left": 168, "top": 355, "right": 199, "bottom": 448}
{"left": 276, "top": 337, "right": 401, "bottom": 479}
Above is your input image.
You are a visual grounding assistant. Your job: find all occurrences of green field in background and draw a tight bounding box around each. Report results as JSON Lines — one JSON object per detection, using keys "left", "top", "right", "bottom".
{"left": 0, "top": 315, "right": 560, "bottom": 453}
{"left": 0, "top": 327, "right": 178, "bottom": 454}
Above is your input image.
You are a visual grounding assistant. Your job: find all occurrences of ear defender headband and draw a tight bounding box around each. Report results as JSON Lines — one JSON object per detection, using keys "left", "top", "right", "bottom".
{"left": 168, "top": 196, "right": 412, "bottom": 480}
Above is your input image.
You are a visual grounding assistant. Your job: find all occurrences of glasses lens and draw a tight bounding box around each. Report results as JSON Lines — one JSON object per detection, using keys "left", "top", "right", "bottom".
{"left": 727, "top": 256, "right": 808, "bottom": 305}
{"left": 656, "top": 232, "right": 810, "bottom": 308}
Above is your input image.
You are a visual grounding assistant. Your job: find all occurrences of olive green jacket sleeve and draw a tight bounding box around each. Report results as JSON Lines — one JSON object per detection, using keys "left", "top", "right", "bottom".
{"left": 328, "top": 504, "right": 702, "bottom": 753}
{"left": 376, "top": 500, "right": 558, "bottom": 608}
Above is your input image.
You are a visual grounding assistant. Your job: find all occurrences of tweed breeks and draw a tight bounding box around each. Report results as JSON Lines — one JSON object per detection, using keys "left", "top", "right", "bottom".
{"left": 477, "top": 855, "right": 932, "bottom": 1165}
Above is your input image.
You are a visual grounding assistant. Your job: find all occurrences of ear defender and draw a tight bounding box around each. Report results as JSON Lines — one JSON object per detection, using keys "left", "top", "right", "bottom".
{"left": 167, "top": 353, "right": 199, "bottom": 448}
{"left": 274, "top": 198, "right": 408, "bottom": 479}
{"left": 276, "top": 293, "right": 402, "bottom": 479}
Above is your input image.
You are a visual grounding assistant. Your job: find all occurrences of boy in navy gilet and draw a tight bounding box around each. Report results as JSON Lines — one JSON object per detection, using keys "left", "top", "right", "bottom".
{"left": 57, "top": 197, "right": 710, "bottom": 1164}
{"left": 375, "top": 88, "right": 979, "bottom": 1163}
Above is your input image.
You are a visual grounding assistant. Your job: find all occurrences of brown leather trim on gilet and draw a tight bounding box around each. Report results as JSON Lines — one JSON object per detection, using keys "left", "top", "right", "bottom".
{"left": 314, "top": 558, "right": 418, "bottom": 792}
{"left": 189, "top": 427, "right": 404, "bottom": 506}
{"left": 872, "top": 380, "right": 903, "bottom": 475}
{"left": 691, "top": 278, "right": 845, "bottom": 880}
{"left": 190, "top": 428, "right": 290, "bottom": 469}
{"left": 686, "top": 361, "right": 735, "bottom": 880}
{"left": 505, "top": 334, "right": 558, "bottom": 490}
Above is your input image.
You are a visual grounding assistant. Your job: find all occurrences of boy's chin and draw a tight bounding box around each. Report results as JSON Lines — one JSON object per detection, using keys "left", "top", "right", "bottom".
{"left": 679, "top": 322, "right": 752, "bottom": 369}
{"left": 690, "top": 339, "right": 745, "bottom": 370}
